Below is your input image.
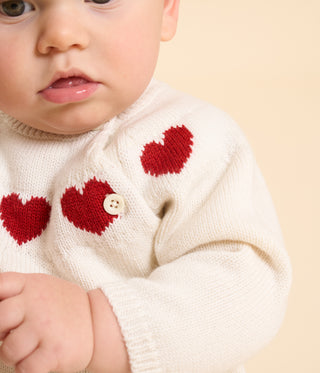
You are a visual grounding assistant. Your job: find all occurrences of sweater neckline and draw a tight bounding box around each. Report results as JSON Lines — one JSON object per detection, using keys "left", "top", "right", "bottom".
{"left": 0, "top": 112, "right": 92, "bottom": 141}
{"left": 0, "top": 79, "right": 165, "bottom": 140}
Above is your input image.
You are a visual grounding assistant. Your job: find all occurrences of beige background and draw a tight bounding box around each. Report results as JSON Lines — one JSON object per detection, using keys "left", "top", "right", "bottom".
{"left": 155, "top": 0, "right": 319, "bottom": 371}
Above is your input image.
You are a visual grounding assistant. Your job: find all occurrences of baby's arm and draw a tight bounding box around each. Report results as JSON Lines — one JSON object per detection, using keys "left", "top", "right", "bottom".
{"left": 0, "top": 272, "right": 129, "bottom": 373}
{"left": 96, "top": 117, "right": 292, "bottom": 372}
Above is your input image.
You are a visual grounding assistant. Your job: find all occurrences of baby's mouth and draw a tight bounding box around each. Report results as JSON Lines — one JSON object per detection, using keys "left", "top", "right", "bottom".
{"left": 49, "top": 77, "right": 91, "bottom": 89}
{"left": 39, "top": 74, "right": 99, "bottom": 104}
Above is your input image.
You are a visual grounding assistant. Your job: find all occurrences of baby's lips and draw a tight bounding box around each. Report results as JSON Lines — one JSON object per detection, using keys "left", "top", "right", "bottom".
{"left": 39, "top": 79, "right": 99, "bottom": 104}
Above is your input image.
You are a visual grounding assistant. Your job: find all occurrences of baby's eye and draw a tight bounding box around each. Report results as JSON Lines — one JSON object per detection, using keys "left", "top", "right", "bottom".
{"left": 0, "top": 0, "right": 34, "bottom": 17}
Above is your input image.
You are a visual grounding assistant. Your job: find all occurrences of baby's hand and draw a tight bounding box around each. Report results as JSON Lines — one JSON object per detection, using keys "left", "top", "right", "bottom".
{"left": 0, "top": 272, "right": 94, "bottom": 373}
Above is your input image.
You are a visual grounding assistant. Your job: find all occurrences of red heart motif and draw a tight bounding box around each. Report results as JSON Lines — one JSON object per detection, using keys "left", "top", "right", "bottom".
{"left": 0, "top": 193, "right": 51, "bottom": 245}
{"left": 61, "top": 178, "right": 118, "bottom": 235}
{"left": 140, "top": 125, "right": 193, "bottom": 176}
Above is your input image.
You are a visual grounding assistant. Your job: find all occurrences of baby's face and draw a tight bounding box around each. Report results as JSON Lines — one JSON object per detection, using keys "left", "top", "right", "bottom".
{"left": 0, "top": 0, "right": 178, "bottom": 134}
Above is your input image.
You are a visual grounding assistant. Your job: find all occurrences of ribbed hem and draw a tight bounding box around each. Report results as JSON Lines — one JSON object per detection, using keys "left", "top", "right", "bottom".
{"left": 101, "top": 281, "right": 162, "bottom": 373}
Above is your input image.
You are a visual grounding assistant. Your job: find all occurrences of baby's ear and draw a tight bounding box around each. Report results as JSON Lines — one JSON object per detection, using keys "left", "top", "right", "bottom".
{"left": 161, "top": 0, "right": 180, "bottom": 41}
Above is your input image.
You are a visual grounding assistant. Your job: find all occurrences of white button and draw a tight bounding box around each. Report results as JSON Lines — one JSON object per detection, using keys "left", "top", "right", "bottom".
{"left": 103, "top": 194, "right": 125, "bottom": 215}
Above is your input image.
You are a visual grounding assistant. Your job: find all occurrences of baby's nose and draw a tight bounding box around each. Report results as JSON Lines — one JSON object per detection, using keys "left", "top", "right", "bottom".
{"left": 36, "top": 8, "right": 89, "bottom": 54}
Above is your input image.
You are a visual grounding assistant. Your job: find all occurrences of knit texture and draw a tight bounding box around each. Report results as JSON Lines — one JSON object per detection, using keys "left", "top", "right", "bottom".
{"left": 0, "top": 80, "right": 292, "bottom": 373}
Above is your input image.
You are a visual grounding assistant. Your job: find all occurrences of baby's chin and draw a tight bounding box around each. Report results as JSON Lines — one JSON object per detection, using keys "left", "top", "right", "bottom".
{"left": 2, "top": 88, "right": 141, "bottom": 135}
{"left": 21, "top": 110, "right": 114, "bottom": 135}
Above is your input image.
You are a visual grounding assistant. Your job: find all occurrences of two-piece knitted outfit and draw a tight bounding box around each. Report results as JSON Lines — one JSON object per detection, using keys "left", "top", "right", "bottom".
{"left": 0, "top": 80, "right": 292, "bottom": 373}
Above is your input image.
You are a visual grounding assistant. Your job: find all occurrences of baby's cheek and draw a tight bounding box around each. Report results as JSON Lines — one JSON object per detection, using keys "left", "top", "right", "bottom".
{"left": 0, "top": 40, "right": 37, "bottom": 117}
{"left": 0, "top": 43, "right": 22, "bottom": 110}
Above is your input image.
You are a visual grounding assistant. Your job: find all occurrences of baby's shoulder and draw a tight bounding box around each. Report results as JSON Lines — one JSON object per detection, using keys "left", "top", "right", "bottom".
{"left": 123, "top": 80, "right": 248, "bottom": 156}
{"left": 105, "top": 81, "right": 253, "bottom": 187}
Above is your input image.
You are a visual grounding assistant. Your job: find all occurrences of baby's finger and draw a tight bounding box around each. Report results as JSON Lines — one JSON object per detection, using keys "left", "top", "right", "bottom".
{"left": 15, "top": 345, "right": 57, "bottom": 373}
{"left": 0, "top": 297, "right": 24, "bottom": 336}
{"left": 0, "top": 272, "right": 25, "bottom": 300}
{"left": 0, "top": 324, "right": 39, "bottom": 367}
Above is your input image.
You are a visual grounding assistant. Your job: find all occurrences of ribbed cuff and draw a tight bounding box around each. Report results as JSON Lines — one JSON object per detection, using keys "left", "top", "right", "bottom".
{"left": 101, "top": 281, "right": 162, "bottom": 373}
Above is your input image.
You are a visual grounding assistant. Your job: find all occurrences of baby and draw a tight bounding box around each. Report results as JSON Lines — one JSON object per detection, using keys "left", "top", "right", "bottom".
{"left": 0, "top": 0, "right": 292, "bottom": 372}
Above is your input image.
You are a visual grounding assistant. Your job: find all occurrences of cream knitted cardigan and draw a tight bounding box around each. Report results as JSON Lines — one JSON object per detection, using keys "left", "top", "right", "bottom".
{"left": 0, "top": 80, "right": 291, "bottom": 373}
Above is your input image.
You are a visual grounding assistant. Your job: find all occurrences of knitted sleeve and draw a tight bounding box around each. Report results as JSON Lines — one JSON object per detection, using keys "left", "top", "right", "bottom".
{"left": 101, "top": 108, "right": 292, "bottom": 373}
